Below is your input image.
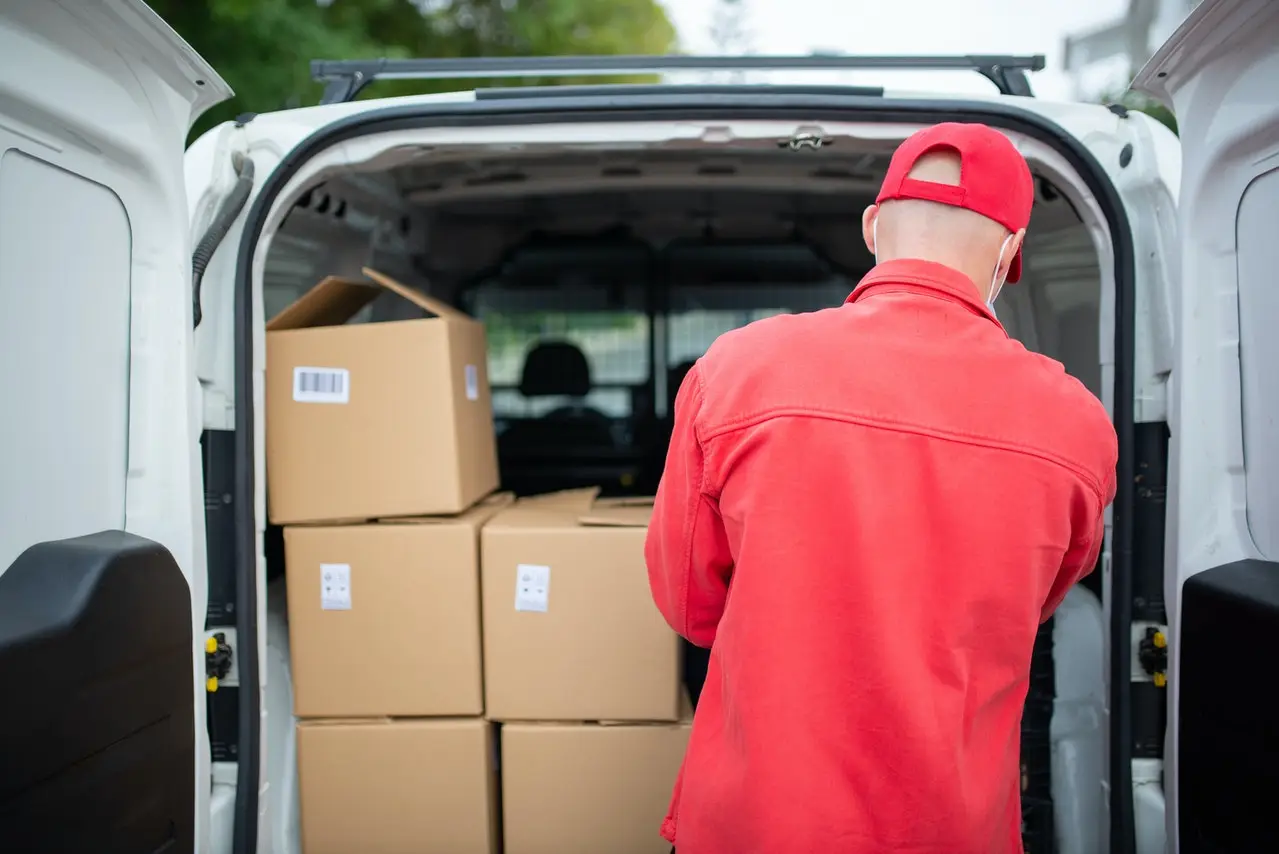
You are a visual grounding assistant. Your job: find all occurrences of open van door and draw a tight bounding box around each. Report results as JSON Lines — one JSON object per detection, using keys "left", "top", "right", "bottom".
{"left": 0, "top": 2, "right": 230, "bottom": 852}
{"left": 1133, "top": 0, "right": 1279, "bottom": 851}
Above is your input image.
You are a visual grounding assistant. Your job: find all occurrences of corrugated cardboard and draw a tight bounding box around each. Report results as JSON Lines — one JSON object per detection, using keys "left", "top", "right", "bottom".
{"left": 285, "top": 494, "right": 511, "bottom": 718}
{"left": 501, "top": 714, "right": 692, "bottom": 854}
{"left": 266, "top": 267, "right": 498, "bottom": 524}
{"left": 481, "top": 490, "right": 681, "bottom": 722}
{"left": 298, "top": 718, "right": 498, "bottom": 854}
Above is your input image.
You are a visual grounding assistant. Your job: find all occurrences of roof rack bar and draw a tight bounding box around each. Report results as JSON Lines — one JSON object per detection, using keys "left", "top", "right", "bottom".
{"left": 311, "top": 54, "right": 1047, "bottom": 103}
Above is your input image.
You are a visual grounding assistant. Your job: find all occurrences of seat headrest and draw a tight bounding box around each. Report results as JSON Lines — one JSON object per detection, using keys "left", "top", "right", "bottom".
{"left": 520, "top": 341, "right": 592, "bottom": 397}
{"left": 668, "top": 360, "right": 698, "bottom": 407}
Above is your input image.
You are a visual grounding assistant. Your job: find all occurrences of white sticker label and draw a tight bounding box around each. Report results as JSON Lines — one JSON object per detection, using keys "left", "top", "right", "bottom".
{"left": 464, "top": 364, "right": 479, "bottom": 401}
{"left": 514, "top": 564, "right": 550, "bottom": 612}
{"left": 293, "top": 367, "right": 349, "bottom": 404}
{"left": 320, "top": 563, "right": 352, "bottom": 610}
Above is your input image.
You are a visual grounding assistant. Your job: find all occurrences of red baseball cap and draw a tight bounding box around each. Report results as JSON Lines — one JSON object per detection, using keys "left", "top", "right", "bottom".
{"left": 876, "top": 123, "right": 1034, "bottom": 283}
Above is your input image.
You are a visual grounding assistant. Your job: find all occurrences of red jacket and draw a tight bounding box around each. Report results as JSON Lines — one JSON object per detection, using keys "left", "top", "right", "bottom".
{"left": 646, "top": 259, "right": 1117, "bottom": 854}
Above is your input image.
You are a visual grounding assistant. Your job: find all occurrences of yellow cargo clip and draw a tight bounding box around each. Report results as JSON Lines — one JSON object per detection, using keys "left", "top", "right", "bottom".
{"left": 1153, "top": 672, "right": 1167, "bottom": 688}
{"left": 207, "top": 676, "right": 219, "bottom": 693}
{"left": 1153, "top": 631, "right": 1167, "bottom": 649}
{"left": 206, "top": 636, "right": 218, "bottom": 654}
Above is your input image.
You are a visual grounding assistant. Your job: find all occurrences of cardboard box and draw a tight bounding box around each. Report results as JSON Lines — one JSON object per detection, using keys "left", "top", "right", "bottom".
{"left": 481, "top": 489, "right": 681, "bottom": 722}
{"left": 298, "top": 718, "right": 498, "bottom": 854}
{"left": 501, "top": 716, "right": 692, "bottom": 854}
{"left": 284, "top": 494, "right": 510, "bottom": 718}
{"left": 266, "top": 267, "right": 498, "bottom": 525}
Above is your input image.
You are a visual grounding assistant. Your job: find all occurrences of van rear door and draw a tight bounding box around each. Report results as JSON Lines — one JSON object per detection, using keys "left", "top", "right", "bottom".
{"left": 1133, "top": 0, "right": 1279, "bottom": 851}
{"left": 0, "top": 1, "right": 229, "bottom": 851}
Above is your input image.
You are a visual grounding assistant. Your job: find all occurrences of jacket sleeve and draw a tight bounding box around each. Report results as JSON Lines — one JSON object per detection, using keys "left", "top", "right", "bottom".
{"left": 1041, "top": 507, "right": 1105, "bottom": 623}
{"left": 645, "top": 363, "right": 734, "bottom": 649}
{"left": 1041, "top": 444, "right": 1118, "bottom": 623}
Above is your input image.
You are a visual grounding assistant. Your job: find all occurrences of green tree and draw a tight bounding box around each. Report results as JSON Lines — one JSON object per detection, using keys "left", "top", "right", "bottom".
{"left": 1104, "top": 89, "right": 1178, "bottom": 135}
{"left": 149, "top": 0, "right": 678, "bottom": 142}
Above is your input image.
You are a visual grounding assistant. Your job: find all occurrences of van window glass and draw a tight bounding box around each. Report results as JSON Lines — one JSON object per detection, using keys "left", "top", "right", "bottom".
{"left": 663, "top": 279, "right": 850, "bottom": 413}
{"left": 467, "top": 280, "right": 649, "bottom": 422}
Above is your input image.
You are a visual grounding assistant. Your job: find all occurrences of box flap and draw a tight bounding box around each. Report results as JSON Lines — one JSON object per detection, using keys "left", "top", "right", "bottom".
{"left": 486, "top": 487, "right": 635, "bottom": 532}
{"left": 578, "top": 497, "right": 653, "bottom": 528}
{"left": 265, "top": 276, "right": 380, "bottom": 331}
{"left": 577, "top": 505, "right": 652, "bottom": 528}
{"left": 265, "top": 267, "right": 470, "bottom": 331}
{"left": 517, "top": 488, "right": 601, "bottom": 512}
{"left": 361, "top": 267, "right": 473, "bottom": 322}
{"left": 594, "top": 497, "right": 655, "bottom": 508}
{"left": 377, "top": 492, "right": 515, "bottom": 527}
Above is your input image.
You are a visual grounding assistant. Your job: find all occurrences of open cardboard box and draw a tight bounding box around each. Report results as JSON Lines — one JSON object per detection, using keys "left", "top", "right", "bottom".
{"left": 266, "top": 267, "right": 498, "bottom": 524}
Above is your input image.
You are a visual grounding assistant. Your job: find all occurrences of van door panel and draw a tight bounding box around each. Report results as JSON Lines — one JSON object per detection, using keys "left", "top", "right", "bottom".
{"left": 1177, "top": 559, "right": 1279, "bottom": 850}
{"left": 1133, "top": 1, "right": 1279, "bottom": 851}
{"left": 0, "top": 532, "right": 195, "bottom": 854}
{"left": 0, "top": 1, "right": 229, "bottom": 851}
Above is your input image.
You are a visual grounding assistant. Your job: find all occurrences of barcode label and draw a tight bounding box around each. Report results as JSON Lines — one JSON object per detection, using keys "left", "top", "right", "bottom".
{"left": 293, "top": 367, "right": 349, "bottom": 404}
{"left": 465, "top": 364, "right": 479, "bottom": 401}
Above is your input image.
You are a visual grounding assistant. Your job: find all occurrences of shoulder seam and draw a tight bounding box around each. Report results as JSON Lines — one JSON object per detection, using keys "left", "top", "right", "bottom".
{"left": 701, "top": 407, "right": 1109, "bottom": 501}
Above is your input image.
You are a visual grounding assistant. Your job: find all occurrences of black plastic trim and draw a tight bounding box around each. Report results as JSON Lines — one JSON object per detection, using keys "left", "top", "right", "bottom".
{"left": 476, "top": 83, "right": 885, "bottom": 101}
{"left": 230, "top": 91, "right": 1136, "bottom": 852}
{"left": 1179, "top": 559, "right": 1279, "bottom": 851}
{"left": 202, "top": 429, "right": 237, "bottom": 627}
{"left": 312, "top": 54, "right": 1045, "bottom": 102}
{"left": 1131, "top": 681, "right": 1167, "bottom": 760}
{"left": 230, "top": 223, "right": 260, "bottom": 852}
{"left": 208, "top": 686, "right": 241, "bottom": 763}
{"left": 0, "top": 531, "right": 195, "bottom": 853}
{"left": 1132, "top": 422, "right": 1169, "bottom": 622}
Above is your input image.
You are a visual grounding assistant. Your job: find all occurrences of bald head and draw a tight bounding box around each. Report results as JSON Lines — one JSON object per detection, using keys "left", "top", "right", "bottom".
{"left": 863, "top": 151, "right": 1026, "bottom": 302}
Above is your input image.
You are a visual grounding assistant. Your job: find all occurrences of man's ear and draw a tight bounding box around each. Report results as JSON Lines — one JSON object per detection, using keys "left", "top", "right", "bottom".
{"left": 862, "top": 204, "right": 879, "bottom": 257}
{"left": 1000, "top": 228, "right": 1027, "bottom": 279}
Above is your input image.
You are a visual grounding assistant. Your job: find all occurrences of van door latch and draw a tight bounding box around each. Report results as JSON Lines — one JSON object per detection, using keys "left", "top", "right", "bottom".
{"left": 1136, "top": 626, "right": 1169, "bottom": 687}
{"left": 780, "top": 132, "right": 831, "bottom": 151}
{"left": 205, "top": 632, "right": 234, "bottom": 692}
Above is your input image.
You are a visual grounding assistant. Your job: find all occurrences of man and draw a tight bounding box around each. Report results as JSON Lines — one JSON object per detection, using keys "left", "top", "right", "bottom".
{"left": 646, "top": 123, "right": 1117, "bottom": 854}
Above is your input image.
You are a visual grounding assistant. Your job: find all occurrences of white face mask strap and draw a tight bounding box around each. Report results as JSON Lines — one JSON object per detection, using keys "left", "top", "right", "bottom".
{"left": 872, "top": 217, "right": 879, "bottom": 265}
{"left": 988, "top": 233, "right": 1016, "bottom": 307}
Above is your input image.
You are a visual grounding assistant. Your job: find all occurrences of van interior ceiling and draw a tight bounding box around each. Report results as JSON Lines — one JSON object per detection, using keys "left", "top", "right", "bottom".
{"left": 258, "top": 131, "right": 1108, "bottom": 854}
{"left": 264, "top": 139, "right": 1103, "bottom": 496}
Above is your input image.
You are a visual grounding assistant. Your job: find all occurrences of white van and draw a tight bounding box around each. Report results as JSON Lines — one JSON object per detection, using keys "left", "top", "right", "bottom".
{"left": 0, "top": 0, "right": 1274, "bottom": 852}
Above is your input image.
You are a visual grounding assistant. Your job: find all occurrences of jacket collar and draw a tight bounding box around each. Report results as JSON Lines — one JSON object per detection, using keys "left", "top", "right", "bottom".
{"left": 845, "top": 259, "right": 1006, "bottom": 333}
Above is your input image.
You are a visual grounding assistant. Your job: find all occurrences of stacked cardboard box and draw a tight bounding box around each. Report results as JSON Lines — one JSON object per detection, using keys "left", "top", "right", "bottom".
{"left": 482, "top": 490, "right": 690, "bottom": 854}
{"left": 267, "top": 269, "right": 502, "bottom": 854}
{"left": 269, "top": 271, "right": 687, "bottom": 852}
{"left": 266, "top": 267, "right": 498, "bottom": 525}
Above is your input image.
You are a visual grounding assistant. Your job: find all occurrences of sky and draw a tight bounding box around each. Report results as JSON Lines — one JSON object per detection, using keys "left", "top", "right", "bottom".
{"left": 657, "top": 0, "right": 1136, "bottom": 102}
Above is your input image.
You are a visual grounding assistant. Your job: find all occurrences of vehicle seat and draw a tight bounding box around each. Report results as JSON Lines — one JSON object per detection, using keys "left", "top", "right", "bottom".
{"left": 518, "top": 341, "right": 613, "bottom": 432}
{"left": 497, "top": 341, "right": 618, "bottom": 492}
{"left": 667, "top": 360, "right": 697, "bottom": 415}
{"left": 662, "top": 359, "right": 712, "bottom": 706}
